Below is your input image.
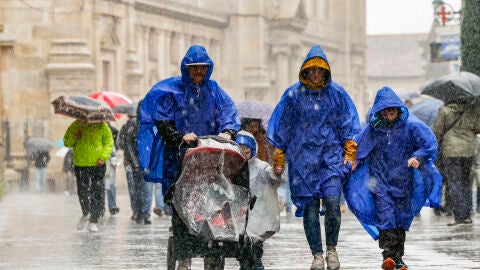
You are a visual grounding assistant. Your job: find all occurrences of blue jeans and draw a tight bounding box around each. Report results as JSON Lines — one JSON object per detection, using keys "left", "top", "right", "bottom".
{"left": 148, "top": 182, "right": 173, "bottom": 214}
{"left": 126, "top": 165, "right": 152, "bottom": 217}
{"left": 105, "top": 169, "right": 117, "bottom": 210}
{"left": 303, "top": 194, "right": 341, "bottom": 254}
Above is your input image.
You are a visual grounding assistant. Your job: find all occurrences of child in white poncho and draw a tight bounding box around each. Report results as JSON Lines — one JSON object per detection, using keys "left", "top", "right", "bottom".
{"left": 236, "top": 130, "right": 287, "bottom": 270}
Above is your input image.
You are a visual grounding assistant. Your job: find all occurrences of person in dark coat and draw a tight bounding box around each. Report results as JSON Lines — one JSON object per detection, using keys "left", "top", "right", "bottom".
{"left": 267, "top": 45, "right": 360, "bottom": 270}
{"left": 138, "top": 45, "right": 240, "bottom": 270}
{"left": 345, "top": 86, "right": 441, "bottom": 270}
{"left": 117, "top": 102, "right": 152, "bottom": 225}
{"left": 432, "top": 100, "right": 480, "bottom": 225}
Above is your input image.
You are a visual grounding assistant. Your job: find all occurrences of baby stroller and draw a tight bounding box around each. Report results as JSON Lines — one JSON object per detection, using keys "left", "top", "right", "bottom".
{"left": 166, "top": 136, "right": 254, "bottom": 270}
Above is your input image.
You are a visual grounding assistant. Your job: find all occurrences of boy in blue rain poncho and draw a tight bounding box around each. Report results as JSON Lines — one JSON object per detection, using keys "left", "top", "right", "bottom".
{"left": 138, "top": 45, "right": 240, "bottom": 270}
{"left": 268, "top": 45, "right": 360, "bottom": 270}
{"left": 345, "top": 87, "right": 442, "bottom": 270}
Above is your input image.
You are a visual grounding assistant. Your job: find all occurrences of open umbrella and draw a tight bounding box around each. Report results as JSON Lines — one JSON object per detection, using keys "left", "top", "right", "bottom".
{"left": 409, "top": 98, "right": 444, "bottom": 128}
{"left": 113, "top": 102, "right": 138, "bottom": 116}
{"left": 25, "top": 137, "right": 53, "bottom": 152}
{"left": 236, "top": 100, "right": 274, "bottom": 130}
{"left": 51, "top": 95, "right": 115, "bottom": 123}
{"left": 89, "top": 91, "right": 132, "bottom": 119}
{"left": 421, "top": 71, "right": 480, "bottom": 104}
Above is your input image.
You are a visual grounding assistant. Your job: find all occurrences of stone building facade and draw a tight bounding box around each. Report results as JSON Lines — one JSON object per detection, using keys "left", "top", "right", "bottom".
{"left": 0, "top": 0, "right": 367, "bottom": 185}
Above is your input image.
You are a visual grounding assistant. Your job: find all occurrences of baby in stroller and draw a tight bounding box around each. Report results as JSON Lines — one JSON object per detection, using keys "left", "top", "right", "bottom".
{"left": 167, "top": 135, "right": 252, "bottom": 270}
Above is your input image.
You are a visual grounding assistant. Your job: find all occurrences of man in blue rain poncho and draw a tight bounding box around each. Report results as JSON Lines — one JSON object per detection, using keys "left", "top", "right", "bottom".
{"left": 268, "top": 45, "right": 360, "bottom": 270}
{"left": 138, "top": 45, "right": 240, "bottom": 270}
{"left": 345, "top": 86, "right": 442, "bottom": 270}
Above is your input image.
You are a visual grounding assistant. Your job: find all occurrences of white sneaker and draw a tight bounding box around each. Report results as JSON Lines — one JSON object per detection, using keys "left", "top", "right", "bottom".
{"left": 88, "top": 222, "right": 99, "bottom": 233}
{"left": 76, "top": 216, "right": 88, "bottom": 230}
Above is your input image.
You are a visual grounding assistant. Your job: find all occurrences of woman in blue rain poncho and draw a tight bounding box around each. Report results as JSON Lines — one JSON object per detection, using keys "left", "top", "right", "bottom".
{"left": 267, "top": 45, "right": 360, "bottom": 270}
{"left": 345, "top": 86, "right": 441, "bottom": 270}
{"left": 137, "top": 45, "right": 240, "bottom": 270}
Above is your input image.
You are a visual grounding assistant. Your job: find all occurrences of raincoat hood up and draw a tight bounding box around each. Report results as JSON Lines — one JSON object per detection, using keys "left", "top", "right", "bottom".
{"left": 267, "top": 45, "right": 360, "bottom": 213}
{"left": 137, "top": 45, "right": 240, "bottom": 184}
{"left": 345, "top": 86, "right": 442, "bottom": 239}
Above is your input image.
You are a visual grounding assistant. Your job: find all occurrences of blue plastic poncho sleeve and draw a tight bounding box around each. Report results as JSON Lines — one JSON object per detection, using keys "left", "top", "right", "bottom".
{"left": 267, "top": 89, "right": 295, "bottom": 151}
{"left": 210, "top": 81, "right": 241, "bottom": 133}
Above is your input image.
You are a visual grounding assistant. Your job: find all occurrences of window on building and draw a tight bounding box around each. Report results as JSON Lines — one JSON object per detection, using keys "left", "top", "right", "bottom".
{"left": 102, "top": 60, "right": 110, "bottom": 91}
{"left": 149, "top": 28, "right": 158, "bottom": 61}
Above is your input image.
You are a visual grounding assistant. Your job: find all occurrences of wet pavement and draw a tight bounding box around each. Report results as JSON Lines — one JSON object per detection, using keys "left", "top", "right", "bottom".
{"left": 0, "top": 191, "right": 479, "bottom": 269}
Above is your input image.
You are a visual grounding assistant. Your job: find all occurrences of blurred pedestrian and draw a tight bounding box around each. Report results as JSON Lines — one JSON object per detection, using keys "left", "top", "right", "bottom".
{"left": 31, "top": 150, "right": 50, "bottom": 193}
{"left": 138, "top": 44, "right": 240, "bottom": 270}
{"left": 64, "top": 120, "right": 114, "bottom": 233}
{"left": 104, "top": 145, "right": 120, "bottom": 215}
{"left": 235, "top": 131, "right": 286, "bottom": 270}
{"left": 62, "top": 148, "right": 76, "bottom": 195}
{"left": 346, "top": 86, "right": 440, "bottom": 270}
{"left": 117, "top": 104, "right": 152, "bottom": 224}
{"left": 267, "top": 45, "right": 360, "bottom": 270}
{"left": 433, "top": 100, "right": 480, "bottom": 225}
{"left": 105, "top": 124, "right": 120, "bottom": 216}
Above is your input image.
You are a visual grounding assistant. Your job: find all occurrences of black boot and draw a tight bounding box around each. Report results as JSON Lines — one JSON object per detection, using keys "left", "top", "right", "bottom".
{"left": 252, "top": 241, "right": 265, "bottom": 270}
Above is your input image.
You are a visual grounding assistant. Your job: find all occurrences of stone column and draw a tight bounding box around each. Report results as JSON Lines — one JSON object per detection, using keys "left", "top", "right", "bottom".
{"left": 46, "top": 39, "right": 95, "bottom": 145}
{"left": 0, "top": 24, "right": 15, "bottom": 198}
{"left": 124, "top": 0, "right": 142, "bottom": 100}
{"left": 272, "top": 45, "right": 290, "bottom": 102}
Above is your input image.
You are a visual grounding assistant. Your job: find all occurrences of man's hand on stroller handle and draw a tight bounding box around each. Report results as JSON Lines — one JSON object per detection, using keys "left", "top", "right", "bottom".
{"left": 182, "top": 132, "right": 198, "bottom": 143}
{"left": 217, "top": 132, "right": 231, "bottom": 140}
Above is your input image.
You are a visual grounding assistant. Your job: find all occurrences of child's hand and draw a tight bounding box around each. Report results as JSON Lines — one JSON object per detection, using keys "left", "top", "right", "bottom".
{"left": 274, "top": 165, "right": 284, "bottom": 176}
{"left": 407, "top": 157, "right": 420, "bottom": 168}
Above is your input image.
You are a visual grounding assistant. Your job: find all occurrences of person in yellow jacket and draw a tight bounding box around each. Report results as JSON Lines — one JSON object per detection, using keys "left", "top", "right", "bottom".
{"left": 64, "top": 120, "right": 114, "bottom": 233}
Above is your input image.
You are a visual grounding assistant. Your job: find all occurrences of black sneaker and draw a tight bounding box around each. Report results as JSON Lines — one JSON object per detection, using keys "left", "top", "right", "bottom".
{"left": 395, "top": 258, "right": 408, "bottom": 269}
{"left": 447, "top": 219, "right": 462, "bottom": 226}
{"left": 109, "top": 207, "right": 120, "bottom": 215}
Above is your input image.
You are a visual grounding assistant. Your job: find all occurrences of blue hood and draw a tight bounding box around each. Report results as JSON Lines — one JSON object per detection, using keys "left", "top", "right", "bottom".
{"left": 180, "top": 45, "right": 214, "bottom": 86}
{"left": 369, "top": 86, "right": 409, "bottom": 128}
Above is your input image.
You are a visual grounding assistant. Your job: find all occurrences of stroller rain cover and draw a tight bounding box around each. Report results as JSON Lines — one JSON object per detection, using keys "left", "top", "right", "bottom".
{"left": 173, "top": 136, "right": 249, "bottom": 242}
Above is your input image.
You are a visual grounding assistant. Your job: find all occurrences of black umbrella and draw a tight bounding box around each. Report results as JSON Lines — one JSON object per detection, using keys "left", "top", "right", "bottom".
{"left": 113, "top": 102, "right": 138, "bottom": 116}
{"left": 421, "top": 71, "right": 480, "bottom": 104}
{"left": 25, "top": 137, "right": 53, "bottom": 152}
{"left": 409, "top": 98, "right": 444, "bottom": 128}
{"left": 51, "top": 95, "right": 115, "bottom": 123}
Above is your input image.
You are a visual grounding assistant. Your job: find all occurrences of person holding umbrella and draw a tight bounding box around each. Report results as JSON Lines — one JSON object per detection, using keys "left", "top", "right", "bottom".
{"left": 30, "top": 150, "right": 50, "bottom": 193}
{"left": 432, "top": 98, "right": 480, "bottom": 225}
{"left": 25, "top": 137, "right": 53, "bottom": 193}
{"left": 63, "top": 119, "right": 114, "bottom": 233}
